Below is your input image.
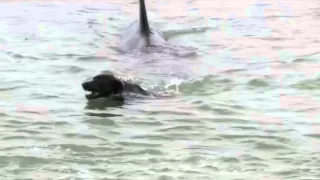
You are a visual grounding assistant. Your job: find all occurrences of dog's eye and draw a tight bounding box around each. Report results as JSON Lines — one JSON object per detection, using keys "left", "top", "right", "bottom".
{"left": 94, "top": 75, "right": 104, "bottom": 81}
{"left": 93, "top": 77, "right": 99, "bottom": 81}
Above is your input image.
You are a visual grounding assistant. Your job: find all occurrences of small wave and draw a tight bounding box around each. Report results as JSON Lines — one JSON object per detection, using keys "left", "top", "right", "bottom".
{"left": 162, "top": 27, "right": 209, "bottom": 40}
{"left": 84, "top": 118, "right": 117, "bottom": 127}
{"left": 5, "top": 51, "right": 41, "bottom": 60}
{"left": 291, "top": 78, "right": 320, "bottom": 90}
{"left": 257, "top": 37, "right": 293, "bottom": 41}
{"left": 49, "top": 53, "right": 84, "bottom": 59}
{"left": 77, "top": 9, "right": 92, "bottom": 14}
{"left": 265, "top": 15, "right": 299, "bottom": 19}
{"left": 165, "top": 75, "right": 233, "bottom": 95}
{"left": 247, "top": 78, "right": 270, "bottom": 87}
{"left": 0, "top": 85, "right": 27, "bottom": 91}
{"left": 77, "top": 56, "right": 107, "bottom": 61}
{"left": 48, "top": 65, "right": 85, "bottom": 74}
{"left": 254, "top": 141, "right": 291, "bottom": 150}
{"left": 66, "top": 65, "right": 86, "bottom": 73}
{"left": 127, "top": 75, "right": 233, "bottom": 97}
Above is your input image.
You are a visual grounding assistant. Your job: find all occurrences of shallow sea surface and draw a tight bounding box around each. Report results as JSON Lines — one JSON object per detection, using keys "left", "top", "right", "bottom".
{"left": 0, "top": 0, "right": 320, "bottom": 179}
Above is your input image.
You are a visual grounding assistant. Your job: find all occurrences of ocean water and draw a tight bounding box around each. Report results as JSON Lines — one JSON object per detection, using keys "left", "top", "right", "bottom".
{"left": 0, "top": 0, "right": 320, "bottom": 179}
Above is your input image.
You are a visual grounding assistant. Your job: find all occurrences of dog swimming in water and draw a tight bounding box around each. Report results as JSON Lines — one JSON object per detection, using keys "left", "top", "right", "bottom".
{"left": 120, "top": 0, "right": 166, "bottom": 52}
{"left": 82, "top": 0, "right": 183, "bottom": 100}
{"left": 82, "top": 71, "right": 155, "bottom": 100}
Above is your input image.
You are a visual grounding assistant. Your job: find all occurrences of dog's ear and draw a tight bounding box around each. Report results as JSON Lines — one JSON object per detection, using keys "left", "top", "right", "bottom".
{"left": 111, "top": 79, "right": 124, "bottom": 94}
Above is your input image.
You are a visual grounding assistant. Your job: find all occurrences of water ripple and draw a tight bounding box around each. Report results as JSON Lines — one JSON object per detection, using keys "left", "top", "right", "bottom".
{"left": 1, "top": 0, "right": 320, "bottom": 179}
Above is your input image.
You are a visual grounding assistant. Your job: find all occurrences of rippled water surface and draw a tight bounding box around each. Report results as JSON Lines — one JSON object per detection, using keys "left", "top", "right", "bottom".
{"left": 1, "top": 0, "right": 320, "bottom": 179}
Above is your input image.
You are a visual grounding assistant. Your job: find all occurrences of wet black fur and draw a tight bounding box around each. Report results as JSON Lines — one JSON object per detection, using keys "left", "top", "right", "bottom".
{"left": 82, "top": 72, "right": 151, "bottom": 100}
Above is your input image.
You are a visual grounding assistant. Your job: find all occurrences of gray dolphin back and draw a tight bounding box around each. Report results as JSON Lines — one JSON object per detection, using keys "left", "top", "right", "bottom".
{"left": 120, "top": 0, "right": 166, "bottom": 52}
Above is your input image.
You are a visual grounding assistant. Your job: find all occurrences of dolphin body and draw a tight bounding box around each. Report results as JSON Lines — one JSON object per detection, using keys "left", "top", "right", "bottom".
{"left": 121, "top": 0, "right": 166, "bottom": 52}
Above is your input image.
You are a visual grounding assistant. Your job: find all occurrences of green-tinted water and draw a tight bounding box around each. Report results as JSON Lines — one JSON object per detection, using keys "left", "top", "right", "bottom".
{"left": 0, "top": 0, "right": 320, "bottom": 179}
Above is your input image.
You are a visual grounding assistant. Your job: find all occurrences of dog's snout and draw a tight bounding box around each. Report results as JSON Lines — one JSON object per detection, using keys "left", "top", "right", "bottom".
{"left": 82, "top": 82, "right": 89, "bottom": 89}
{"left": 82, "top": 77, "right": 94, "bottom": 89}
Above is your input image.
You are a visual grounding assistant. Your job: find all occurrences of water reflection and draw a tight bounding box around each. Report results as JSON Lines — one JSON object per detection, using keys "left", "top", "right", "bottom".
{"left": 84, "top": 96, "right": 124, "bottom": 117}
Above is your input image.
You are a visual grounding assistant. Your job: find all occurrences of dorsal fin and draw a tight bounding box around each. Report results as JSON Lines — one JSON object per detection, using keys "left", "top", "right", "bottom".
{"left": 139, "top": 0, "right": 152, "bottom": 45}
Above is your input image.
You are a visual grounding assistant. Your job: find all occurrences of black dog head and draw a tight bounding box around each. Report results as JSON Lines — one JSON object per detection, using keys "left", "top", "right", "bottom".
{"left": 82, "top": 73, "right": 124, "bottom": 100}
